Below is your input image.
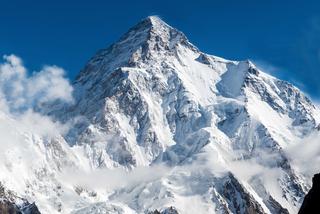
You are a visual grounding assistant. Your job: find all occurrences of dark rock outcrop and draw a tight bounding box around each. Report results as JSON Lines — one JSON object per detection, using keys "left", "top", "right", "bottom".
{"left": 20, "top": 202, "right": 41, "bottom": 214}
{"left": 267, "top": 195, "right": 289, "bottom": 214}
{"left": 0, "top": 200, "right": 20, "bottom": 214}
{"left": 0, "top": 182, "right": 41, "bottom": 214}
{"left": 0, "top": 200, "right": 41, "bottom": 214}
{"left": 222, "top": 174, "right": 266, "bottom": 214}
{"left": 299, "top": 173, "right": 320, "bottom": 214}
{"left": 149, "top": 206, "right": 179, "bottom": 214}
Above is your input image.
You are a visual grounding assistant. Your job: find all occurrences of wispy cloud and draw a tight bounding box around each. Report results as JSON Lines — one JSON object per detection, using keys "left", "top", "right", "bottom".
{"left": 251, "top": 59, "right": 281, "bottom": 76}
{"left": 58, "top": 164, "right": 170, "bottom": 191}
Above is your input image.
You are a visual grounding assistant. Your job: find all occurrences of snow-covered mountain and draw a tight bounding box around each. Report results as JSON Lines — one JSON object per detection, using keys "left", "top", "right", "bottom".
{"left": 1, "top": 16, "right": 319, "bottom": 214}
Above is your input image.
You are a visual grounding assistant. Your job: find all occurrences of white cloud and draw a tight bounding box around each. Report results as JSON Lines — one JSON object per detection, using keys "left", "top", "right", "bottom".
{"left": 58, "top": 164, "right": 170, "bottom": 191}
{"left": 0, "top": 54, "right": 73, "bottom": 113}
{"left": 28, "top": 65, "right": 73, "bottom": 103}
{"left": 285, "top": 132, "right": 320, "bottom": 180}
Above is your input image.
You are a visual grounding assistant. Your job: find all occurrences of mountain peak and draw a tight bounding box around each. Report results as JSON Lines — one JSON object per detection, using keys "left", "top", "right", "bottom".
{"left": 28, "top": 15, "right": 320, "bottom": 214}
{"left": 76, "top": 16, "right": 196, "bottom": 82}
{"left": 121, "top": 15, "right": 172, "bottom": 40}
{"left": 117, "top": 15, "right": 193, "bottom": 50}
{"left": 144, "top": 15, "right": 167, "bottom": 27}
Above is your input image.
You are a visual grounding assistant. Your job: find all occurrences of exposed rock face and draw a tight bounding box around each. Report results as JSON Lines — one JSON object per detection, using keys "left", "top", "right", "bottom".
{"left": 299, "top": 173, "right": 320, "bottom": 214}
{"left": 149, "top": 206, "right": 179, "bottom": 214}
{"left": 0, "top": 201, "right": 41, "bottom": 214}
{"left": 221, "top": 174, "right": 266, "bottom": 214}
{"left": 0, "top": 200, "right": 20, "bottom": 214}
{"left": 266, "top": 196, "right": 289, "bottom": 214}
{"left": 20, "top": 203, "right": 41, "bottom": 214}
{"left": 0, "top": 183, "right": 41, "bottom": 214}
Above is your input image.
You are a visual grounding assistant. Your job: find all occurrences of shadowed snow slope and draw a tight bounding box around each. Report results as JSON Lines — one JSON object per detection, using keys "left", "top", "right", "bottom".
{"left": 1, "top": 16, "right": 320, "bottom": 214}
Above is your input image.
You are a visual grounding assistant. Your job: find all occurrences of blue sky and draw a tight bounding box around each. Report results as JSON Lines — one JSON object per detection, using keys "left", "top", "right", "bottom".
{"left": 1, "top": 0, "right": 320, "bottom": 99}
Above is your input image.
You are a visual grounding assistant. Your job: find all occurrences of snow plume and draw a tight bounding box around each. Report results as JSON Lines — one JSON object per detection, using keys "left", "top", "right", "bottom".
{"left": 252, "top": 59, "right": 281, "bottom": 76}
{"left": 285, "top": 132, "right": 320, "bottom": 180}
{"left": 0, "top": 54, "right": 73, "bottom": 113}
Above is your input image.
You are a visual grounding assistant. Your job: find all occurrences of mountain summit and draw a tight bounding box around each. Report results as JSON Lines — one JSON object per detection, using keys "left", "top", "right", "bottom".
{"left": 2, "top": 16, "right": 320, "bottom": 214}
{"left": 76, "top": 16, "right": 194, "bottom": 83}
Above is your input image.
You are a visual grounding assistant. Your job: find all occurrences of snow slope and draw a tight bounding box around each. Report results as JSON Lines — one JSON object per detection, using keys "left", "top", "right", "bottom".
{"left": 1, "top": 16, "right": 320, "bottom": 214}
